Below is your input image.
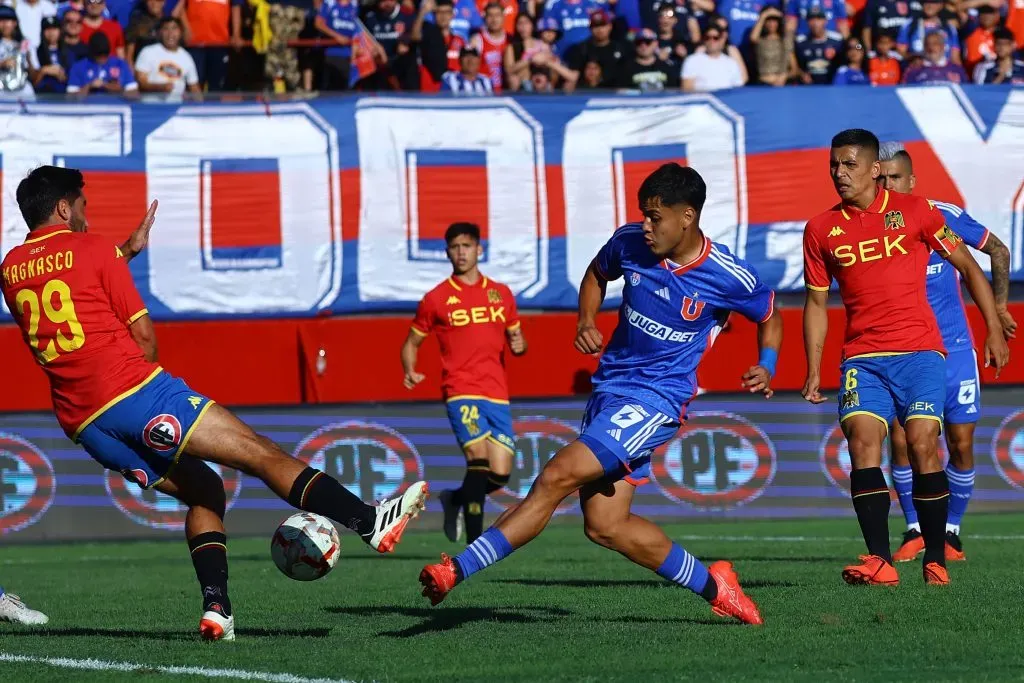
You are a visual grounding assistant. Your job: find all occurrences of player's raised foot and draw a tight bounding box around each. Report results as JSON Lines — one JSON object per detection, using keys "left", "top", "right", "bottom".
{"left": 420, "top": 553, "right": 458, "bottom": 606}
{"left": 945, "top": 531, "right": 966, "bottom": 561}
{"left": 438, "top": 489, "right": 464, "bottom": 543}
{"left": 199, "top": 605, "right": 234, "bottom": 642}
{"left": 924, "top": 562, "right": 950, "bottom": 586}
{"left": 707, "top": 561, "right": 763, "bottom": 625}
{"left": 841, "top": 555, "right": 899, "bottom": 586}
{"left": 893, "top": 529, "right": 925, "bottom": 563}
{"left": 366, "top": 481, "right": 429, "bottom": 554}
{"left": 0, "top": 592, "right": 48, "bottom": 625}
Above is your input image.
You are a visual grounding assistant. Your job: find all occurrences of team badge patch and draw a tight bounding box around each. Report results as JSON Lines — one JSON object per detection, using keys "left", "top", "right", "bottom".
{"left": 630, "top": 272, "right": 641, "bottom": 286}
{"left": 934, "top": 225, "right": 963, "bottom": 253}
{"left": 840, "top": 389, "right": 860, "bottom": 410}
{"left": 143, "top": 414, "right": 183, "bottom": 452}
{"left": 487, "top": 288, "right": 502, "bottom": 304}
{"left": 883, "top": 210, "right": 905, "bottom": 231}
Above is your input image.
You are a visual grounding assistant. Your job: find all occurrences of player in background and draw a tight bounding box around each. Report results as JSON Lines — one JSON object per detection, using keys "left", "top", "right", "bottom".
{"left": 802, "top": 129, "right": 1009, "bottom": 587}
{"left": 876, "top": 143, "right": 1016, "bottom": 563}
{"left": 401, "top": 222, "right": 527, "bottom": 544}
{"left": 0, "top": 588, "right": 48, "bottom": 625}
{"left": 419, "top": 163, "right": 780, "bottom": 625}
{"left": 0, "top": 166, "right": 429, "bottom": 641}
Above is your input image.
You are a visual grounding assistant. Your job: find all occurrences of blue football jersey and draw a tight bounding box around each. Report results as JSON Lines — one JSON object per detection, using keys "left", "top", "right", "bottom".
{"left": 925, "top": 200, "right": 989, "bottom": 354}
{"left": 591, "top": 224, "right": 776, "bottom": 420}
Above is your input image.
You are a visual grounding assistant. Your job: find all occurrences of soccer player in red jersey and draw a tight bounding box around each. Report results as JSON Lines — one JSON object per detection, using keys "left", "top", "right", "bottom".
{"left": 401, "top": 222, "right": 527, "bottom": 544}
{"left": 1, "top": 166, "right": 428, "bottom": 640}
{"left": 802, "top": 129, "right": 1009, "bottom": 587}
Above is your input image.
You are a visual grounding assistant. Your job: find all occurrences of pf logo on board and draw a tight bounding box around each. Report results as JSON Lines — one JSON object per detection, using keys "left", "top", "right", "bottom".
{"left": 0, "top": 432, "right": 56, "bottom": 534}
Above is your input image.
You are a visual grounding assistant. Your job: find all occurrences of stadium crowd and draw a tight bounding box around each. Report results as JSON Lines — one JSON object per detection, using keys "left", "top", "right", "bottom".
{"left": 0, "top": 0, "right": 1021, "bottom": 96}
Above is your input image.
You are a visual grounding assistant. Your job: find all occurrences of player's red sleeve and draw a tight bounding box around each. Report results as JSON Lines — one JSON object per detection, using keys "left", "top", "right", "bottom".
{"left": 503, "top": 285, "right": 521, "bottom": 332}
{"left": 802, "top": 222, "right": 832, "bottom": 291}
{"left": 97, "top": 241, "right": 148, "bottom": 325}
{"left": 410, "top": 293, "right": 435, "bottom": 337}
{"left": 920, "top": 199, "right": 963, "bottom": 257}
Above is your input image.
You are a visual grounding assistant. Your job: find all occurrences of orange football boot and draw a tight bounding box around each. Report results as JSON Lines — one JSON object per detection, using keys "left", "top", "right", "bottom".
{"left": 420, "top": 553, "right": 459, "bottom": 606}
{"left": 892, "top": 530, "right": 925, "bottom": 563}
{"left": 945, "top": 532, "right": 966, "bottom": 561}
{"left": 707, "top": 561, "right": 763, "bottom": 625}
{"left": 841, "top": 554, "right": 899, "bottom": 586}
{"left": 924, "top": 562, "right": 950, "bottom": 585}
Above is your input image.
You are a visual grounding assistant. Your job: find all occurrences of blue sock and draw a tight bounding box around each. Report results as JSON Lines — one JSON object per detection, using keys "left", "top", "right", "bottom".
{"left": 945, "top": 465, "right": 975, "bottom": 532}
{"left": 453, "top": 527, "right": 514, "bottom": 582}
{"left": 655, "top": 543, "right": 711, "bottom": 599}
{"left": 891, "top": 465, "right": 918, "bottom": 530}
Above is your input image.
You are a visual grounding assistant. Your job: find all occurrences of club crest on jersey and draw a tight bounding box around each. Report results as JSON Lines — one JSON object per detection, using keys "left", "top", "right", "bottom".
{"left": 883, "top": 210, "right": 905, "bottom": 231}
{"left": 487, "top": 288, "right": 502, "bottom": 304}
{"left": 935, "top": 225, "right": 963, "bottom": 253}
{"left": 143, "top": 414, "right": 183, "bottom": 452}
{"left": 681, "top": 296, "right": 705, "bottom": 321}
{"left": 630, "top": 272, "right": 641, "bottom": 286}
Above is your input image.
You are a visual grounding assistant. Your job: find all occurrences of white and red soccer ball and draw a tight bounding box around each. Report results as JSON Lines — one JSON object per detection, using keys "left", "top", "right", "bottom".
{"left": 270, "top": 513, "right": 341, "bottom": 581}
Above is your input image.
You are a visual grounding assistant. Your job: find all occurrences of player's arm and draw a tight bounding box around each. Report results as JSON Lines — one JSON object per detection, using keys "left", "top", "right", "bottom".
{"left": 943, "top": 243, "right": 1009, "bottom": 375}
{"left": 504, "top": 287, "right": 527, "bottom": 356}
{"left": 979, "top": 231, "right": 1015, "bottom": 338}
{"left": 575, "top": 258, "right": 607, "bottom": 355}
{"left": 402, "top": 296, "right": 434, "bottom": 389}
{"left": 744, "top": 307, "right": 783, "bottom": 398}
{"left": 129, "top": 313, "right": 158, "bottom": 362}
{"left": 98, "top": 241, "right": 158, "bottom": 360}
{"left": 801, "top": 223, "right": 831, "bottom": 404}
{"left": 118, "top": 200, "right": 158, "bottom": 264}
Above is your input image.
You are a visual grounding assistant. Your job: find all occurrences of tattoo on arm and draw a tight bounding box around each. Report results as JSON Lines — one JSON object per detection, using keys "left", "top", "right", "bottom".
{"left": 983, "top": 233, "right": 1011, "bottom": 306}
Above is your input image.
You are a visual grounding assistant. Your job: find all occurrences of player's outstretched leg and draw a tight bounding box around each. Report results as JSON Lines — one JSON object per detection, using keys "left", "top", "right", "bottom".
{"left": 419, "top": 440, "right": 602, "bottom": 605}
{"left": 889, "top": 421, "right": 924, "bottom": 563}
{"left": 185, "top": 404, "right": 428, "bottom": 553}
{"left": 0, "top": 588, "right": 48, "bottom": 626}
{"left": 155, "top": 456, "right": 234, "bottom": 641}
{"left": 904, "top": 417, "right": 950, "bottom": 585}
{"left": 581, "top": 480, "right": 762, "bottom": 625}
{"left": 943, "top": 423, "right": 975, "bottom": 562}
{"left": 841, "top": 416, "right": 899, "bottom": 586}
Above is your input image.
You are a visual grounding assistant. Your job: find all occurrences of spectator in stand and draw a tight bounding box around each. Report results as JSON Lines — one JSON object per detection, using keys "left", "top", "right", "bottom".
{"left": 441, "top": 43, "right": 493, "bottom": 92}
{"left": 962, "top": 4, "right": 998, "bottom": 75}
{"left": 833, "top": 35, "right": 869, "bottom": 82}
{"left": 505, "top": 12, "right": 551, "bottom": 89}
{"left": 543, "top": 0, "right": 605, "bottom": 56}
{"left": 715, "top": 0, "right": 773, "bottom": 56}
{"left": 750, "top": 5, "right": 788, "bottom": 85}
{"left": 536, "top": 15, "right": 561, "bottom": 51}
{"left": 125, "top": 0, "right": 167, "bottom": 63}
{"left": 429, "top": 0, "right": 480, "bottom": 42}
{"left": 576, "top": 56, "right": 603, "bottom": 86}
{"left": 81, "top": 0, "right": 124, "bottom": 58}
{"left": 861, "top": 0, "right": 914, "bottom": 54}
{"left": 477, "top": 0, "right": 515, "bottom": 34}
{"left": 316, "top": 0, "right": 357, "bottom": 90}
{"left": 896, "top": 0, "right": 959, "bottom": 63}
{"left": 31, "top": 16, "right": 74, "bottom": 92}
{"left": 654, "top": 4, "right": 696, "bottom": 67}
{"left": 696, "top": 14, "right": 750, "bottom": 82}
{"left": 470, "top": 1, "right": 508, "bottom": 91}
{"left": 0, "top": 6, "right": 35, "bottom": 98}
{"left": 867, "top": 30, "right": 901, "bottom": 83}
{"left": 16, "top": 0, "right": 57, "bottom": 52}
{"left": 175, "top": 0, "right": 239, "bottom": 91}
{"left": 413, "top": 0, "right": 465, "bottom": 91}
{"left": 974, "top": 27, "right": 1024, "bottom": 82}
{"left": 682, "top": 23, "right": 746, "bottom": 88}
{"left": 66, "top": 30, "right": 138, "bottom": 95}
{"left": 56, "top": 0, "right": 110, "bottom": 22}
{"left": 619, "top": 26, "right": 676, "bottom": 88}
{"left": 786, "top": 0, "right": 847, "bottom": 40}
{"left": 522, "top": 62, "right": 561, "bottom": 89}
{"left": 134, "top": 16, "right": 201, "bottom": 97}
{"left": 901, "top": 28, "right": 967, "bottom": 81}
{"left": 361, "top": 0, "right": 416, "bottom": 89}
{"left": 792, "top": 5, "right": 841, "bottom": 82}
{"left": 60, "top": 8, "right": 88, "bottom": 60}
{"left": 565, "top": 8, "right": 626, "bottom": 85}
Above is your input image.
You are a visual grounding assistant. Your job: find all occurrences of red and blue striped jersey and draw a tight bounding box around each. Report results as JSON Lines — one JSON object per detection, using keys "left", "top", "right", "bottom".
{"left": 592, "top": 224, "right": 776, "bottom": 420}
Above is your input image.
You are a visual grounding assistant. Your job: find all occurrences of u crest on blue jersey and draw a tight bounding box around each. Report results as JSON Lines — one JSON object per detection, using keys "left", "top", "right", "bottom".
{"left": 630, "top": 272, "right": 641, "bottom": 286}
{"left": 681, "top": 296, "right": 704, "bottom": 321}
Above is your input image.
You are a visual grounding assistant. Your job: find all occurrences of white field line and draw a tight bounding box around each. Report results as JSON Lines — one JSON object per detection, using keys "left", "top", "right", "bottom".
{"left": 0, "top": 653, "right": 355, "bottom": 683}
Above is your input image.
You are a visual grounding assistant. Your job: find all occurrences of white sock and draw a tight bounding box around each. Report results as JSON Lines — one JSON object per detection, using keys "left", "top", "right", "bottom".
{"left": 946, "top": 523, "right": 960, "bottom": 535}
{"left": 907, "top": 522, "right": 921, "bottom": 533}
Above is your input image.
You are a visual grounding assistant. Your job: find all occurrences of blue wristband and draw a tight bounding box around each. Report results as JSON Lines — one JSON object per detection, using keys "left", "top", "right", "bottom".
{"left": 758, "top": 348, "right": 778, "bottom": 377}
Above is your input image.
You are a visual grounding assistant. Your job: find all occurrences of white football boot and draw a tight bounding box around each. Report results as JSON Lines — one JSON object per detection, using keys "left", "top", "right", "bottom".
{"left": 199, "top": 604, "right": 235, "bottom": 641}
{"left": 0, "top": 591, "right": 49, "bottom": 625}
{"left": 366, "top": 481, "right": 429, "bottom": 553}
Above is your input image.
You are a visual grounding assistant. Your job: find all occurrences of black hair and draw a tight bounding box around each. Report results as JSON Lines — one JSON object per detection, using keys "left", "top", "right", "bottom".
{"left": 831, "top": 128, "right": 879, "bottom": 161}
{"left": 88, "top": 30, "right": 110, "bottom": 57}
{"left": 483, "top": 1, "right": 503, "bottom": 13}
{"left": 16, "top": 166, "right": 85, "bottom": 231}
{"left": 435, "top": 0, "right": 454, "bottom": 7}
{"left": 157, "top": 16, "right": 182, "bottom": 30}
{"left": 638, "top": 163, "right": 707, "bottom": 213}
{"left": 445, "top": 222, "right": 481, "bottom": 244}
{"left": 994, "top": 27, "right": 1016, "bottom": 42}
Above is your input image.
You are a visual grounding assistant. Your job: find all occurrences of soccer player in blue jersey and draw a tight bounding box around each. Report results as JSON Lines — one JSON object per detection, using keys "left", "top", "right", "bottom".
{"left": 877, "top": 143, "right": 1016, "bottom": 563}
{"left": 419, "top": 163, "right": 781, "bottom": 625}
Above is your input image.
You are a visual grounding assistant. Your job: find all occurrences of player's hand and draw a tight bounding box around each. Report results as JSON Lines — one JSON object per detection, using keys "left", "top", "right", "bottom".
{"left": 508, "top": 329, "right": 527, "bottom": 355}
{"left": 120, "top": 200, "right": 159, "bottom": 263}
{"left": 801, "top": 376, "right": 828, "bottom": 404}
{"left": 574, "top": 322, "right": 603, "bottom": 355}
{"left": 984, "top": 331, "right": 1010, "bottom": 378}
{"left": 998, "top": 306, "right": 1017, "bottom": 340}
{"left": 403, "top": 371, "right": 425, "bottom": 389}
{"left": 742, "top": 365, "right": 774, "bottom": 399}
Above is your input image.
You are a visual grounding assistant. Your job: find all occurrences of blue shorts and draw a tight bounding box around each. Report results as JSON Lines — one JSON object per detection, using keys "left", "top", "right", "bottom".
{"left": 944, "top": 348, "right": 981, "bottom": 424}
{"left": 445, "top": 396, "right": 515, "bottom": 453}
{"left": 838, "top": 351, "right": 945, "bottom": 432}
{"left": 578, "top": 392, "right": 681, "bottom": 486}
{"left": 76, "top": 371, "right": 214, "bottom": 490}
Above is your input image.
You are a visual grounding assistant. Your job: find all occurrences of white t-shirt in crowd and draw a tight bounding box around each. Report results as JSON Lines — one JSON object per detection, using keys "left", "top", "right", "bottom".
{"left": 134, "top": 43, "right": 198, "bottom": 95}
{"left": 15, "top": 0, "right": 57, "bottom": 51}
{"left": 681, "top": 52, "right": 743, "bottom": 92}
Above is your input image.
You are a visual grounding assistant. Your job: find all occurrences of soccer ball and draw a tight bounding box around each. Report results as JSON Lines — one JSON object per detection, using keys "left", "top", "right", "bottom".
{"left": 270, "top": 512, "right": 341, "bottom": 581}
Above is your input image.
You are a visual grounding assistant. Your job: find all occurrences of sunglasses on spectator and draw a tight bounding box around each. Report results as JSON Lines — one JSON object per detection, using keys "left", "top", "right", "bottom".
{"left": 705, "top": 32, "right": 723, "bottom": 40}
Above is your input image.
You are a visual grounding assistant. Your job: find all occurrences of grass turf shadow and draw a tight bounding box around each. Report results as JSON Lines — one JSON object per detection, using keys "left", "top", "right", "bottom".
{"left": 325, "top": 605, "right": 571, "bottom": 638}
{"left": 1, "top": 626, "right": 331, "bottom": 641}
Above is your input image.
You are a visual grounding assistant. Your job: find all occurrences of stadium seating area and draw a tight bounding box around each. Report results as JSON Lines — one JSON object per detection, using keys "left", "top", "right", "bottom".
{"left": 0, "top": 0, "right": 1022, "bottom": 97}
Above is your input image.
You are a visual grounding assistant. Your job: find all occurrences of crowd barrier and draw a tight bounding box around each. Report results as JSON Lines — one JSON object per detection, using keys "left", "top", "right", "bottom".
{"left": 1, "top": 86, "right": 1022, "bottom": 321}
{"left": 2, "top": 391, "right": 1023, "bottom": 542}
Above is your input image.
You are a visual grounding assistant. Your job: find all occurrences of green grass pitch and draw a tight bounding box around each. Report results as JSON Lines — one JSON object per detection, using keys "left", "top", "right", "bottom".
{"left": 2, "top": 513, "right": 1023, "bottom": 682}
